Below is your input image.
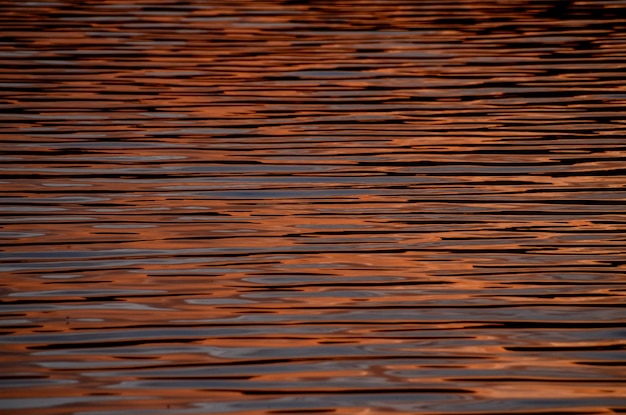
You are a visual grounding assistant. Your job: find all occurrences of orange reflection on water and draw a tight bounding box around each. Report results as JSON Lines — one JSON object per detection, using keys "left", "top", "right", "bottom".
{"left": 1, "top": 0, "right": 626, "bottom": 414}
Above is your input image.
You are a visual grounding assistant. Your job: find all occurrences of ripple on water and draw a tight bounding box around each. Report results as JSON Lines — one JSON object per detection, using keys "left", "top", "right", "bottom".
{"left": 1, "top": 0, "right": 626, "bottom": 414}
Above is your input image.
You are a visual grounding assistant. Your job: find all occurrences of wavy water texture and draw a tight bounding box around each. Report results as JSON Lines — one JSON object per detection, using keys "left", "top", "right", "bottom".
{"left": 1, "top": 0, "right": 625, "bottom": 414}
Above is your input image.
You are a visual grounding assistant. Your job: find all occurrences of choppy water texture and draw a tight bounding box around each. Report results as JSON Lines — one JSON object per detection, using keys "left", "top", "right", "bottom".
{"left": 1, "top": 0, "right": 626, "bottom": 414}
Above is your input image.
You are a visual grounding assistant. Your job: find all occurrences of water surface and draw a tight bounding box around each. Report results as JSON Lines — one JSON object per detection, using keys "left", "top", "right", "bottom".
{"left": 1, "top": 0, "right": 625, "bottom": 414}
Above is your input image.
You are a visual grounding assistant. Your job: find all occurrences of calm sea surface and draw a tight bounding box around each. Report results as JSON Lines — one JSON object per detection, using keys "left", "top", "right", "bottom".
{"left": 1, "top": 1, "right": 625, "bottom": 414}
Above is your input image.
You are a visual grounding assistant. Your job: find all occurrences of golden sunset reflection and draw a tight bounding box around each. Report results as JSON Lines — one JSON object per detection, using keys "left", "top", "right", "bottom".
{"left": 1, "top": 0, "right": 626, "bottom": 414}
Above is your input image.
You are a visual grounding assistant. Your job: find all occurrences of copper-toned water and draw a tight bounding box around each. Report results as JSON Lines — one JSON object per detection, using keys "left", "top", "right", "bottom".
{"left": 1, "top": 1, "right": 625, "bottom": 414}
